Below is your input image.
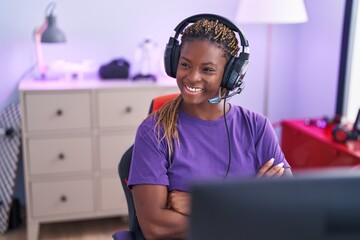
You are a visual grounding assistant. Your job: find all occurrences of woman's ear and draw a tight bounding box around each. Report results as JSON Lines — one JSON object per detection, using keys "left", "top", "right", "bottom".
{"left": 220, "top": 88, "right": 227, "bottom": 97}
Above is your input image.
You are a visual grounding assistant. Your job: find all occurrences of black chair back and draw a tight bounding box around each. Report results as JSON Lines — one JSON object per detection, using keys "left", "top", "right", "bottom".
{"left": 118, "top": 145, "right": 145, "bottom": 240}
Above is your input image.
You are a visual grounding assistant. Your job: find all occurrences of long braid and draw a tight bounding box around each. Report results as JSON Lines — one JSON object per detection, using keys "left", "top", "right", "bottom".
{"left": 152, "top": 95, "right": 182, "bottom": 159}
{"left": 155, "top": 18, "right": 240, "bottom": 160}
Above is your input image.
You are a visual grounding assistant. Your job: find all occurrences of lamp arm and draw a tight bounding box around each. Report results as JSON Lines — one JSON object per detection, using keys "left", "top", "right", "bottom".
{"left": 45, "top": 2, "right": 56, "bottom": 16}
{"left": 34, "top": 22, "right": 48, "bottom": 78}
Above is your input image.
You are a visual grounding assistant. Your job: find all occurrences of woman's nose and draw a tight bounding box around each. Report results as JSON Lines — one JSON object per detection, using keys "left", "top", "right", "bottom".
{"left": 187, "top": 69, "right": 201, "bottom": 83}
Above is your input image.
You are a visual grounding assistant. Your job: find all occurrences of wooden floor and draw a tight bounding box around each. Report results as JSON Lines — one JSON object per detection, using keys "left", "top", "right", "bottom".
{"left": 0, "top": 216, "right": 129, "bottom": 240}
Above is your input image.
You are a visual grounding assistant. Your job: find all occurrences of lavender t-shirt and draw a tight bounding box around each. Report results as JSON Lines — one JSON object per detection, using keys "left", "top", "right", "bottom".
{"left": 128, "top": 104, "right": 290, "bottom": 192}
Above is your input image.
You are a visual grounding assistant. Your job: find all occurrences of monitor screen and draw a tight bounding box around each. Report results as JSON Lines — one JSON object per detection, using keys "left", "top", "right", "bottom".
{"left": 189, "top": 168, "right": 360, "bottom": 240}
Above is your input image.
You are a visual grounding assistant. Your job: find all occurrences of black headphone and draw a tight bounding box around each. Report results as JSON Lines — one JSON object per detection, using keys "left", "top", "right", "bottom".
{"left": 164, "top": 13, "right": 250, "bottom": 91}
{"left": 332, "top": 108, "right": 360, "bottom": 143}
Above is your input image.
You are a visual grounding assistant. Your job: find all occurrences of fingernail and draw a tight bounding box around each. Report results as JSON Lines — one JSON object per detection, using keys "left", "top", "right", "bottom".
{"left": 277, "top": 162, "right": 284, "bottom": 167}
{"left": 270, "top": 158, "right": 275, "bottom": 162}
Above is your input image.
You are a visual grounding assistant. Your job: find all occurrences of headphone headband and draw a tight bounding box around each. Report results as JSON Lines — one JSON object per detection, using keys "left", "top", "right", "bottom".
{"left": 172, "top": 13, "right": 249, "bottom": 49}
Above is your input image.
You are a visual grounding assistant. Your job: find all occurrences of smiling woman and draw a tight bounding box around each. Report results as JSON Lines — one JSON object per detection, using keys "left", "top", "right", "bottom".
{"left": 127, "top": 14, "right": 291, "bottom": 240}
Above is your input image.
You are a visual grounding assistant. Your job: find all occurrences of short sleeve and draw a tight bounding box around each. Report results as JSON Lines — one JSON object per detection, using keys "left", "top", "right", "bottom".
{"left": 127, "top": 116, "right": 170, "bottom": 188}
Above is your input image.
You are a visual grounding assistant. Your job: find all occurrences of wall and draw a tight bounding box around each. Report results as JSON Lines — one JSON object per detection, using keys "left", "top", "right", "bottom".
{"left": 293, "top": 0, "right": 345, "bottom": 120}
{"left": 0, "top": 0, "right": 242, "bottom": 111}
{"left": 232, "top": 0, "right": 345, "bottom": 123}
{"left": 0, "top": 0, "right": 346, "bottom": 204}
{"left": 0, "top": 0, "right": 345, "bottom": 120}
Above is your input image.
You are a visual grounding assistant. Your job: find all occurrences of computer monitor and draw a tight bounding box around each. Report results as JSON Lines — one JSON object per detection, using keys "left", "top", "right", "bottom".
{"left": 189, "top": 168, "right": 360, "bottom": 240}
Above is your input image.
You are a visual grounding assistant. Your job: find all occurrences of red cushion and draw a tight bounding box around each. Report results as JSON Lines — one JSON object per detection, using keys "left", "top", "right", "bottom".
{"left": 151, "top": 93, "right": 180, "bottom": 113}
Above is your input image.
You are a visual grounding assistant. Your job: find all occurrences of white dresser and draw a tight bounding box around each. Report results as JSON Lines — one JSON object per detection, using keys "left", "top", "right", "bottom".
{"left": 18, "top": 78, "right": 178, "bottom": 240}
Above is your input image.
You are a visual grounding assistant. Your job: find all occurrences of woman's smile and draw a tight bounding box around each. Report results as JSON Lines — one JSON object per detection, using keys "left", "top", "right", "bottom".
{"left": 184, "top": 85, "right": 204, "bottom": 93}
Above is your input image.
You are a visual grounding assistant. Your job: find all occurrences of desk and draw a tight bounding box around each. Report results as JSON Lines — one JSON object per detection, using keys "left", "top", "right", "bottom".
{"left": 281, "top": 119, "right": 360, "bottom": 170}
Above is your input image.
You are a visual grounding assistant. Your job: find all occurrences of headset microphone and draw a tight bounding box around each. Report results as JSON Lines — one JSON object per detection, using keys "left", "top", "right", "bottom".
{"left": 208, "top": 81, "right": 245, "bottom": 104}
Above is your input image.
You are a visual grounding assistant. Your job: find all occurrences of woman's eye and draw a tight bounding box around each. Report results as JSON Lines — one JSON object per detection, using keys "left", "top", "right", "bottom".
{"left": 179, "top": 62, "right": 189, "bottom": 68}
{"left": 204, "top": 67, "right": 215, "bottom": 73}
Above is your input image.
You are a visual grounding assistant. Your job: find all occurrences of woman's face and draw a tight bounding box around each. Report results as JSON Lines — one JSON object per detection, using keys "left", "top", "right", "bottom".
{"left": 176, "top": 39, "right": 227, "bottom": 107}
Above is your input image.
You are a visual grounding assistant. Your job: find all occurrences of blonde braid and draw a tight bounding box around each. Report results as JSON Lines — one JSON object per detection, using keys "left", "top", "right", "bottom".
{"left": 152, "top": 95, "right": 182, "bottom": 160}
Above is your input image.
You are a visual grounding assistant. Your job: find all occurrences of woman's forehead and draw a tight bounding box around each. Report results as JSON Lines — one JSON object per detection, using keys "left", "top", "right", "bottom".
{"left": 180, "top": 40, "right": 227, "bottom": 63}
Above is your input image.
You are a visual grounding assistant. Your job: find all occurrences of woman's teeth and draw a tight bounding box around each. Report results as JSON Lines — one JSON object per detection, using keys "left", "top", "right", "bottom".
{"left": 186, "top": 85, "right": 203, "bottom": 92}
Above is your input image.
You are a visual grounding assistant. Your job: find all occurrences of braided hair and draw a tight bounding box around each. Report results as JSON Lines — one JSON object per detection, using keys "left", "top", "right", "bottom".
{"left": 153, "top": 18, "right": 240, "bottom": 160}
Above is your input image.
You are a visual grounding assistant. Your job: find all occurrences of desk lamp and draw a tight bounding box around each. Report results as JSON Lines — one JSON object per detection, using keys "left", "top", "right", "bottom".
{"left": 236, "top": 0, "right": 308, "bottom": 117}
{"left": 34, "top": 2, "right": 66, "bottom": 79}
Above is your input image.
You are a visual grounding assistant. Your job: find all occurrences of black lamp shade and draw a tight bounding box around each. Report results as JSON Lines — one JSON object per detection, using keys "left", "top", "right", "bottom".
{"left": 41, "top": 15, "right": 66, "bottom": 43}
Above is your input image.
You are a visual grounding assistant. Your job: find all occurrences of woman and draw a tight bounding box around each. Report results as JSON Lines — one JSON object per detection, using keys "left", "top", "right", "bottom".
{"left": 128, "top": 14, "right": 292, "bottom": 239}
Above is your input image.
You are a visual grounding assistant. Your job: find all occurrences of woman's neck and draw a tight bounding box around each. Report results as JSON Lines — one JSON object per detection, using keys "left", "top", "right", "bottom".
{"left": 180, "top": 101, "right": 231, "bottom": 120}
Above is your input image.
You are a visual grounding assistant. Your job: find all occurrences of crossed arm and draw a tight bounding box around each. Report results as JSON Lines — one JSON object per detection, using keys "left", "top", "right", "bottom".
{"left": 132, "top": 159, "right": 292, "bottom": 240}
{"left": 166, "top": 158, "right": 293, "bottom": 217}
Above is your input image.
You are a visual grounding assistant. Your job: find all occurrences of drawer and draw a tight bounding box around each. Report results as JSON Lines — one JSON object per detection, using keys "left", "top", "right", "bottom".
{"left": 100, "top": 177, "right": 127, "bottom": 213}
{"left": 97, "top": 90, "right": 160, "bottom": 128}
{"left": 28, "top": 137, "right": 92, "bottom": 175}
{"left": 25, "top": 92, "right": 91, "bottom": 131}
{"left": 31, "top": 179, "right": 94, "bottom": 217}
{"left": 99, "top": 133, "right": 135, "bottom": 170}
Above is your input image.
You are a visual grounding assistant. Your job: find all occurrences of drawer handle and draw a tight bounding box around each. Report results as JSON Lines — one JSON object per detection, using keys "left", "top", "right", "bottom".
{"left": 56, "top": 109, "right": 63, "bottom": 116}
{"left": 58, "top": 153, "right": 65, "bottom": 160}
{"left": 125, "top": 106, "right": 132, "bottom": 113}
{"left": 60, "top": 195, "right": 67, "bottom": 202}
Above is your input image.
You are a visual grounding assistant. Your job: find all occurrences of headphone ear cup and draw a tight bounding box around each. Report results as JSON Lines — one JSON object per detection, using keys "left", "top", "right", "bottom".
{"left": 222, "top": 57, "right": 235, "bottom": 89}
{"left": 164, "top": 38, "right": 180, "bottom": 78}
{"left": 171, "top": 44, "right": 180, "bottom": 78}
{"left": 164, "top": 38, "right": 175, "bottom": 77}
{"left": 222, "top": 52, "right": 249, "bottom": 91}
{"left": 332, "top": 125, "right": 350, "bottom": 143}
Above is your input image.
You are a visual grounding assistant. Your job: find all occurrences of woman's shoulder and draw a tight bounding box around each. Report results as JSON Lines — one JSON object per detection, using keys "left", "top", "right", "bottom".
{"left": 141, "top": 113, "right": 159, "bottom": 126}
{"left": 231, "top": 104, "right": 267, "bottom": 123}
{"left": 136, "top": 113, "right": 161, "bottom": 135}
{"left": 230, "top": 105, "right": 272, "bottom": 140}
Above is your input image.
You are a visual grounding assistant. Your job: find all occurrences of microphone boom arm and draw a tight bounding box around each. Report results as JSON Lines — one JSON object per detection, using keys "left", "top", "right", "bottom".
{"left": 208, "top": 81, "right": 245, "bottom": 104}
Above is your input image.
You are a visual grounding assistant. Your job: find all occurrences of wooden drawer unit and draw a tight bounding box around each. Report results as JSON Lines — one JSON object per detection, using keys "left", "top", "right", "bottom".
{"left": 99, "top": 133, "right": 135, "bottom": 170}
{"left": 31, "top": 179, "right": 94, "bottom": 217}
{"left": 19, "top": 78, "right": 178, "bottom": 240}
{"left": 100, "top": 176, "right": 127, "bottom": 213}
{"left": 28, "top": 137, "right": 92, "bottom": 175}
{"left": 25, "top": 92, "right": 91, "bottom": 131}
{"left": 97, "top": 89, "right": 161, "bottom": 128}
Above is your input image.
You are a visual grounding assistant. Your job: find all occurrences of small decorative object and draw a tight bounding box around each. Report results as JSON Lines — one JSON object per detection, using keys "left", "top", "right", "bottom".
{"left": 132, "top": 38, "right": 159, "bottom": 81}
{"left": 51, "top": 59, "right": 98, "bottom": 80}
{"left": 332, "top": 108, "right": 360, "bottom": 143}
{"left": 98, "top": 58, "right": 130, "bottom": 80}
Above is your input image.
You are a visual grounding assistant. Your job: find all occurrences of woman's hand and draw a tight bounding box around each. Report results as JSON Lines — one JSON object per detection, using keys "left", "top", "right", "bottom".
{"left": 256, "top": 158, "right": 285, "bottom": 178}
{"left": 167, "top": 190, "right": 191, "bottom": 216}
